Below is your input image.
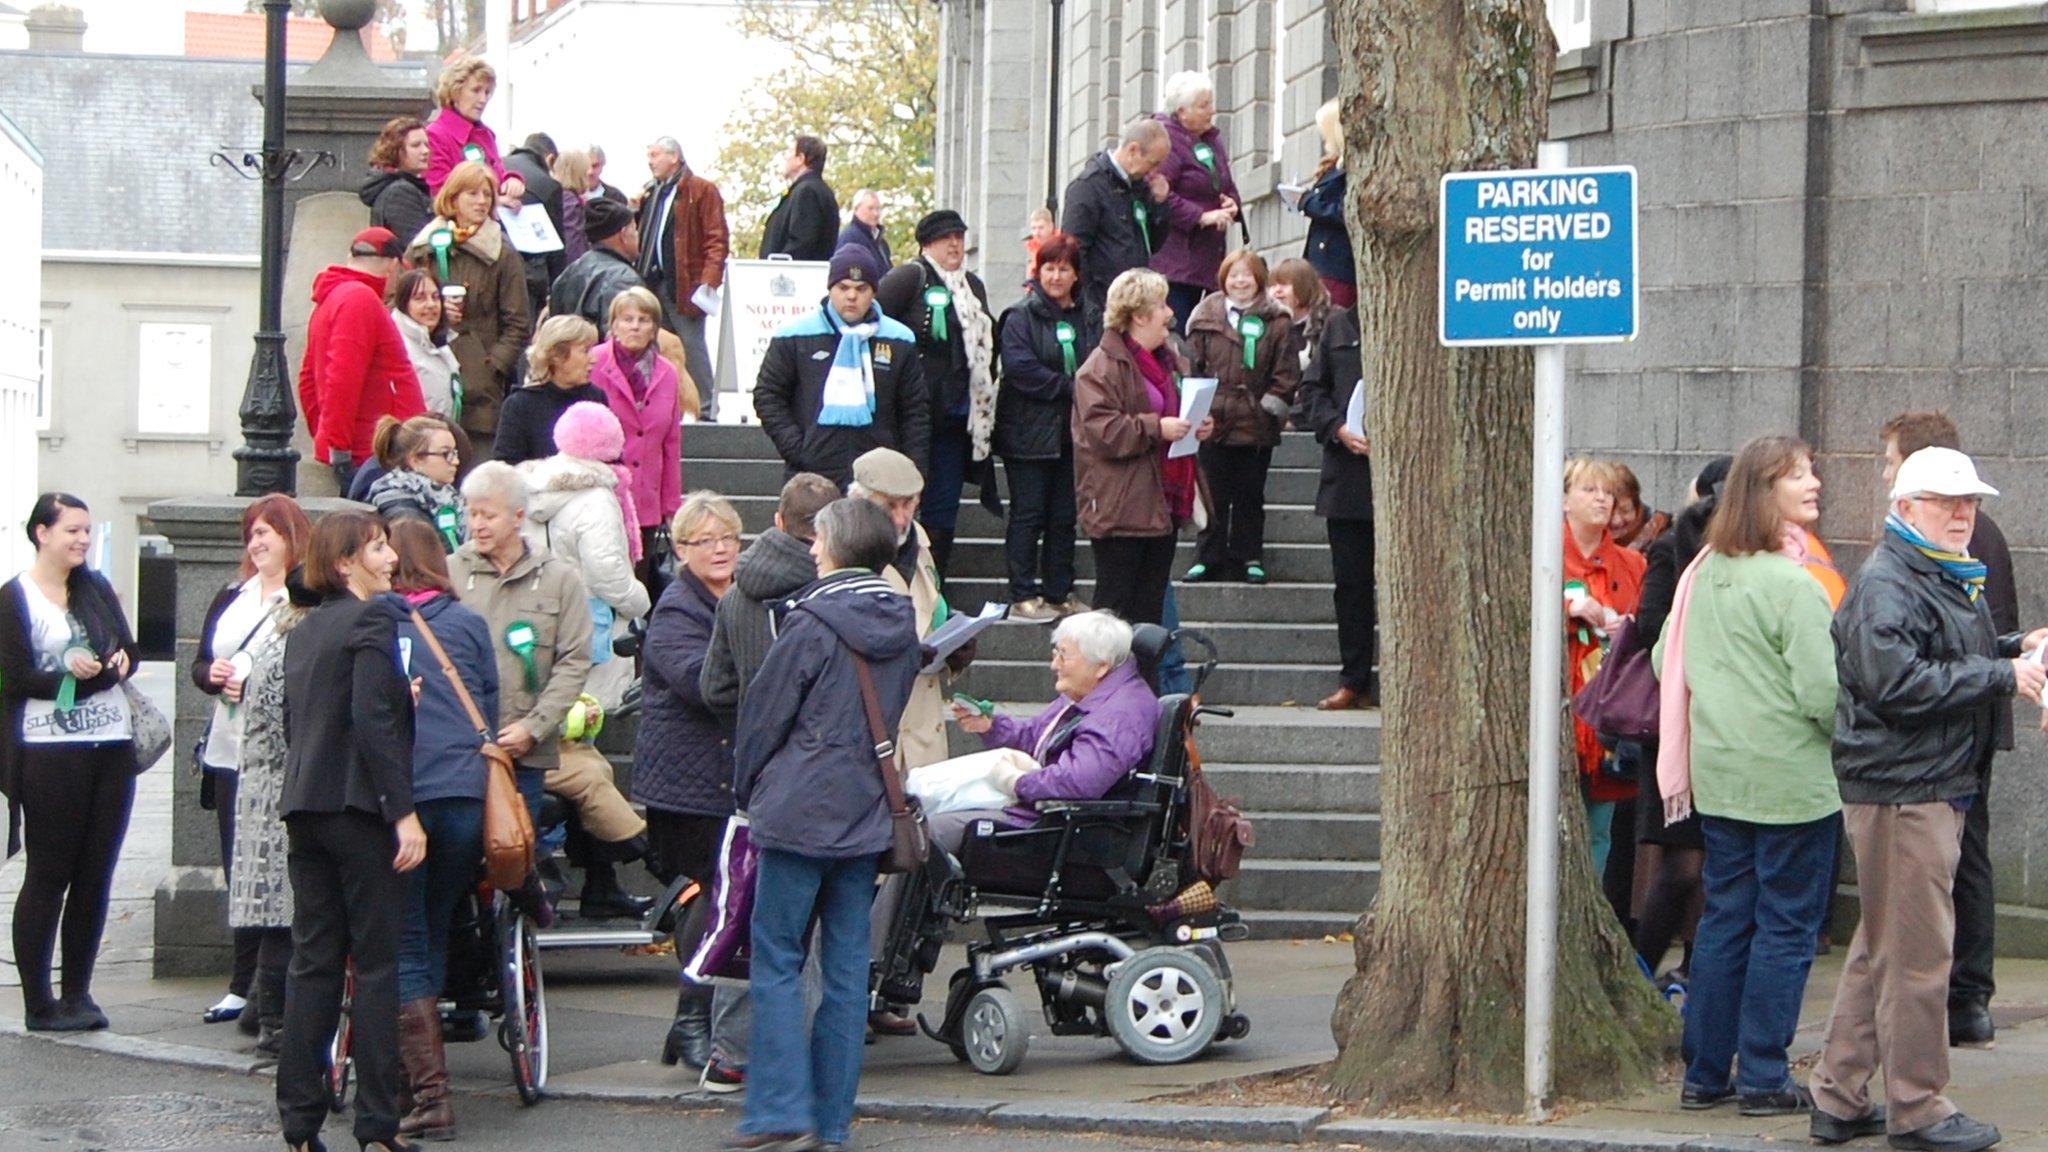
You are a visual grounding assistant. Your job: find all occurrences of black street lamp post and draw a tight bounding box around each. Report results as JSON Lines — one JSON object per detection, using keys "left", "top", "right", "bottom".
{"left": 213, "top": 0, "right": 333, "bottom": 497}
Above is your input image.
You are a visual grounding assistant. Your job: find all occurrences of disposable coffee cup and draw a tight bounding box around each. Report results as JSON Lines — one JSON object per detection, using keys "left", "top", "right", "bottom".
{"left": 440, "top": 284, "right": 467, "bottom": 305}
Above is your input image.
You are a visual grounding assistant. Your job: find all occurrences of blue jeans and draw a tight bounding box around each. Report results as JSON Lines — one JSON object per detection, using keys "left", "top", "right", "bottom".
{"left": 1158, "top": 584, "right": 1192, "bottom": 695}
{"left": 398, "top": 798, "right": 484, "bottom": 1002}
{"left": 1684, "top": 812, "right": 1840, "bottom": 1096}
{"left": 741, "top": 848, "right": 878, "bottom": 1144}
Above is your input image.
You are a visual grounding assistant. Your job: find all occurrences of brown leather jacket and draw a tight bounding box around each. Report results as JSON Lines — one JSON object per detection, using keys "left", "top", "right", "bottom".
{"left": 644, "top": 169, "right": 730, "bottom": 320}
{"left": 1184, "top": 291, "right": 1300, "bottom": 448}
{"left": 1072, "top": 328, "right": 1188, "bottom": 539}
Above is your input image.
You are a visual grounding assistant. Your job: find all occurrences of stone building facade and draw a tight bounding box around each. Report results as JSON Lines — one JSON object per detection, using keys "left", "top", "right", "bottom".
{"left": 936, "top": 0, "right": 2048, "bottom": 947}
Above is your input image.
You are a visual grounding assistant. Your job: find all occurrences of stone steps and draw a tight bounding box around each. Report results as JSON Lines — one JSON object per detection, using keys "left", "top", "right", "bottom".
{"left": 943, "top": 577, "right": 1338, "bottom": 624}
{"left": 680, "top": 421, "right": 1328, "bottom": 470}
{"left": 958, "top": 658, "right": 1338, "bottom": 708}
{"left": 719, "top": 493, "right": 1331, "bottom": 545}
{"left": 974, "top": 617, "right": 1340, "bottom": 666}
{"left": 689, "top": 455, "right": 1327, "bottom": 508}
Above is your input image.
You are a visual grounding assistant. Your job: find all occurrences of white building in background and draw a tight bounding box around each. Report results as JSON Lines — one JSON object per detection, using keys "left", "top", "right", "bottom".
{"left": 0, "top": 109, "right": 42, "bottom": 579}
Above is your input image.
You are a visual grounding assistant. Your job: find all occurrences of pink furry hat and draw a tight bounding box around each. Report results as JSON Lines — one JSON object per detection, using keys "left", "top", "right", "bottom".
{"left": 552, "top": 400, "right": 625, "bottom": 463}
{"left": 551, "top": 400, "right": 643, "bottom": 563}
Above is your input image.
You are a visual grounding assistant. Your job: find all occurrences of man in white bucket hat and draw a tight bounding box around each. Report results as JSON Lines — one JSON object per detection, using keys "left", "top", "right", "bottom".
{"left": 1810, "top": 447, "right": 2048, "bottom": 1152}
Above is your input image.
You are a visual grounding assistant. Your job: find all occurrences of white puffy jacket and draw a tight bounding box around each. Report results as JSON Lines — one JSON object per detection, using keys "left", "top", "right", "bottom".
{"left": 519, "top": 455, "right": 652, "bottom": 622}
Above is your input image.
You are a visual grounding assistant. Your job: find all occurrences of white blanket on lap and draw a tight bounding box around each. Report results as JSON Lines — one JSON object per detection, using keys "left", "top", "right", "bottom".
{"left": 907, "top": 748, "right": 1040, "bottom": 816}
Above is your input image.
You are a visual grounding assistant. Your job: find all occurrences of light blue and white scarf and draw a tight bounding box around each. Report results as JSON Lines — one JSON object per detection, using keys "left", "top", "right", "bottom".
{"left": 817, "top": 304, "right": 880, "bottom": 427}
{"left": 1886, "top": 510, "right": 1987, "bottom": 602}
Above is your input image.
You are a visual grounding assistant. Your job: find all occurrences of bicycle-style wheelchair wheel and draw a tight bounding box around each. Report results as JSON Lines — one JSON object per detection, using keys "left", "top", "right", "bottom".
{"left": 497, "top": 907, "right": 548, "bottom": 1104}
{"left": 326, "top": 961, "right": 355, "bottom": 1113}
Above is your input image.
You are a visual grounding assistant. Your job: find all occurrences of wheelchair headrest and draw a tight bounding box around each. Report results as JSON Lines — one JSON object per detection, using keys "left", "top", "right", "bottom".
{"left": 1131, "top": 623, "right": 1171, "bottom": 691}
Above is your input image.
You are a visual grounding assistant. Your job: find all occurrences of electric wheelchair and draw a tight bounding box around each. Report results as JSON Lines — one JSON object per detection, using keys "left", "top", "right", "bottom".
{"left": 872, "top": 625, "right": 1252, "bottom": 1075}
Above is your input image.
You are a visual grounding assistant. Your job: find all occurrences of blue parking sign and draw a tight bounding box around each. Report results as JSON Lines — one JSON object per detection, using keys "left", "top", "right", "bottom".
{"left": 1438, "top": 165, "right": 1638, "bottom": 346}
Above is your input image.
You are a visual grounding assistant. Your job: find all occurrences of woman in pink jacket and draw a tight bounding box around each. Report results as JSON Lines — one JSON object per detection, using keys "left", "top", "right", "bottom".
{"left": 587, "top": 287, "right": 682, "bottom": 592}
{"left": 423, "top": 57, "right": 525, "bottom": 204}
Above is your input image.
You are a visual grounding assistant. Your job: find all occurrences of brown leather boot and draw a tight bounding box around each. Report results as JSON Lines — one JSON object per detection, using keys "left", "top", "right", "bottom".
{"left": 397, "top": 998, "right": 455, "bottom": 1141}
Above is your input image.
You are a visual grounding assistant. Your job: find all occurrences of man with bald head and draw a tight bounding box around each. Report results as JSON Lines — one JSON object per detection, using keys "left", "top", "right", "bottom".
{"left": 1060, "top": 118, "right": 1172, "bottom": 313}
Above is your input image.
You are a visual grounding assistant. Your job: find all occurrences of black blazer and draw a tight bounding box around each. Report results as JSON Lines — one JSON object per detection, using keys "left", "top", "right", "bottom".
{"left": 759, "top": 170, "right": 841, "bottom": 262}
{"left": 0, "top": 570, "right": 138, "bottom": 856}
{"left": 1293, "top": 307, "right": 1372, "bottom": 521}
{"left": 281, "top": 591, "right": 416, "bottom": 825}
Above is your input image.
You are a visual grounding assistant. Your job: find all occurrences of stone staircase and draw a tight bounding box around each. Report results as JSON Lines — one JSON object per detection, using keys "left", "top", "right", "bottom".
{"left": 681, "top": 422, "right": 1379, "bottom": 939}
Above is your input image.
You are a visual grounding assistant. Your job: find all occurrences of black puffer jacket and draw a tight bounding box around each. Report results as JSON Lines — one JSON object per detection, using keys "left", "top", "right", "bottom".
{"left": 994, "top": 288, "right": 1099, "bottom": 461}
{"left": 751, "top": 301, "right": 929, "bottom": 485}
{"left": 360, "top": 169, "right": 432, "bottom": 253}
{"left": 1292, "top": 307, "right": 1370, "bottom": 520}
{"left": 1832, "top": 531, "right": 2022, "bottom": 805}
{"left": 1060, "top": 152, "right": 1168, "bottom": 316}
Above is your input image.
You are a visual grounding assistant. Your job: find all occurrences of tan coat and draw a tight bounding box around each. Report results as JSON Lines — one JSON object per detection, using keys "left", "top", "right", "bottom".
{"left": 446, "top": 540, "right": 591, "bottom": 771}
{"left": 405, "top": 217, "right": 533, "bottom": 440}
{"left": 882, "top": 522, "right": 950, "bottom": 771}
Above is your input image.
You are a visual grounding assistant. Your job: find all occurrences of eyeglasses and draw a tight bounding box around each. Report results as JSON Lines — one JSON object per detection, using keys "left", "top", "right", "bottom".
{"left": 1912, "top": 495, "right": 1982, "bottom": 512}
{"left": 683, "top": 533, "right": 742, "bottom": 550}
{"left": 421, "top": 449, "right": 460, "bottom": 464}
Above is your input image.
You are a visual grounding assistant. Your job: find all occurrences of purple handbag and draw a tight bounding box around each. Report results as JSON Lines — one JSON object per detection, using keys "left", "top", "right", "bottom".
{"left": 1571, "top": 616, "right": 1661, "bottom": 742}
{"left": 680, "top": 817, "right": 755, "bottom": 984}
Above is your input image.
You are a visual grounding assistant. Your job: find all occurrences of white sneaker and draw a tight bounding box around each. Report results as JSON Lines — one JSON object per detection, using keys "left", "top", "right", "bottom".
{"left": 1009, "top": 598, "right": 1059, "bottom": 623}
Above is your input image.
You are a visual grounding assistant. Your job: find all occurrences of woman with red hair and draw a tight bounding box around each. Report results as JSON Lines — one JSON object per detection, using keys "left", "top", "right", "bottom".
{"left": 996, "top": 231, "right": 1098, "bottom": 621}
{"left": 191, "top": 494, "right": 311, "bottom": 1038}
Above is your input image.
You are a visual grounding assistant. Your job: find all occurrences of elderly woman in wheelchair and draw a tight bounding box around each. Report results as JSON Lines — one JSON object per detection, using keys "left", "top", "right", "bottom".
{"left": 872, "top": 611, "right": 1251, "bottom": 1074}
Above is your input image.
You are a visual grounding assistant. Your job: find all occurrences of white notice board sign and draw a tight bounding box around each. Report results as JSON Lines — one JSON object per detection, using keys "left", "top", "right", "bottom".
{"left": 714, "top": 257, "right": 830, "bottom": 425}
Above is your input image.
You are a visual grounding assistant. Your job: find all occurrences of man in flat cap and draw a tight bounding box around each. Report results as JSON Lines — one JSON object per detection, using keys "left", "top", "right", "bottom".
{"left": 548, "top": 197, "right": 647, "bottom": 330}
{"left": 876, "top": 209, "right": 997, "bottom": 578}
{"left": 753, "top": 244, "right": 930, "bottom": 488}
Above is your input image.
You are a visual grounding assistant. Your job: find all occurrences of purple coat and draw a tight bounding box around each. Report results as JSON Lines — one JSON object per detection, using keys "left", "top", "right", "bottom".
{"left": 1149, "top": 112, "right": 1241, "bottom": 290}
{"left": 982, "top": 659, "right": 1161, "bottom": 825}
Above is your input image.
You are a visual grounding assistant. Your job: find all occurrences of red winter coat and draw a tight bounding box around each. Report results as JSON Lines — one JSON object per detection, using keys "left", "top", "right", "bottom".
{"left": 298, "top": 266, "right": 426, "bottom": 465}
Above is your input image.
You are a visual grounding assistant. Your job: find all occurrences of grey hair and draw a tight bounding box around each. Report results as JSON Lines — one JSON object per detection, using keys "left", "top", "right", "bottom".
{"left": 588, "top": 143, "right": 607, "bottom": 164}
{"left": 1161, "top": 70, "right": 1214, "bottom": 114}
{"left": 1119, "top": 118, "right": 1168, "bottom": 150}
{"left": 461, "top": 459, "right": 529, "bottom": 512}
{"left": 1053, "top": 610, "right": 1134, "bottom": 669}
{"left": 650, "top": 135, "right": 683, "bottom": 163}
{"left": 812, "top": 497, "right": 898, "bottom": 574}
{"left": 852, "top": 188, "right": 881, "bottom": 209}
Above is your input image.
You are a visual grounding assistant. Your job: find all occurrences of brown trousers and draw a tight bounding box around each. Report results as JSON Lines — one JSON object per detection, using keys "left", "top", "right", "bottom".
{"left": 545, "top": 740, "right": 647, "bottom": 843}
{"left": 1810, "top": 801, "right": 1966, "bottom": 1133}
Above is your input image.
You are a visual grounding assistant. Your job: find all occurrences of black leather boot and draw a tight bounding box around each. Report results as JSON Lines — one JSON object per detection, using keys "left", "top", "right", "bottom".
{"left": 578, "top": 861, "right": 655, "bottom": 920}
{"left": 660, "top": 985, "right": 712, "bottom": 1069}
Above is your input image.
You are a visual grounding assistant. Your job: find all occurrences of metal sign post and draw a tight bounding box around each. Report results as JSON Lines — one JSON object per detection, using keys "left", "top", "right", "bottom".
{"left": 1438, "top": 143, "right": 1639, "bottom": 1120}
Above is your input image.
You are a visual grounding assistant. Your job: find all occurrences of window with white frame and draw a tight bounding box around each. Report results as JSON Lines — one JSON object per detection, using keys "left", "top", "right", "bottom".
{"left": 136, "top": 322, "right": 211, "bottom": 435}
{"left": 1549, "top": 0, "right": 1591, "bottom": 53}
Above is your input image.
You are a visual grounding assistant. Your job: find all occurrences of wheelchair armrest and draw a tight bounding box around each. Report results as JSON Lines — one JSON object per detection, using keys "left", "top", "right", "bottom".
{"left": 1034, "top": 799, "right": 1163, "bottom": 819}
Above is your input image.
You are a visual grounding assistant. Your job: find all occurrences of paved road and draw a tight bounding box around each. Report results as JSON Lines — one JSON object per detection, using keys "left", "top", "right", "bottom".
{"left": 0, "top": 1031, "right": 1308, "bottom": 1152}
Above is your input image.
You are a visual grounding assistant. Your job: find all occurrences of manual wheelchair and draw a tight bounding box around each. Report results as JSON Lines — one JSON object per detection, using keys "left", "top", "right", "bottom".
{"left": 872, "top": 624, "right": 1252, "bottom": 1075}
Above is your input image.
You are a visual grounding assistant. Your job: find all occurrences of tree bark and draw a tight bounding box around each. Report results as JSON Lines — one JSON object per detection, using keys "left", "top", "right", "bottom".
{"left": 1325, "top": 0, "right": 1671, "bottom": 1112}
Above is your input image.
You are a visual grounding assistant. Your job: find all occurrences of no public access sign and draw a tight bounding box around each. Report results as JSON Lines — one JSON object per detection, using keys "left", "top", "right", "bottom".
{"left": 1438, "top": 165, "right": 1638, "bottom": 347}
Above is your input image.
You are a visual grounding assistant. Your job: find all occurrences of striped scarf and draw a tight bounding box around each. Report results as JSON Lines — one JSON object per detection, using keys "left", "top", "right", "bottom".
{"left": 1885, "top": 512, "right": 1985, "bottom": 602}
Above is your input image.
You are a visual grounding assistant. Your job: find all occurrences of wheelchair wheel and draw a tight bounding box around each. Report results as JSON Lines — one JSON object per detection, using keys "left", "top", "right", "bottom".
{"left": 326, "top": 962, "right": 354, "bottom": 1113}
{"left": 960, "top": 984, "right": 1030, "bottom": 1076}
{"left": 497, "top": 910, "right": 548, "bottom": 1104}
{"left": 1104, "top": 947, "right": 1225, "bottom": 1065}
{"left": 938, "top": 970, "right": 974, "bottom": 1063}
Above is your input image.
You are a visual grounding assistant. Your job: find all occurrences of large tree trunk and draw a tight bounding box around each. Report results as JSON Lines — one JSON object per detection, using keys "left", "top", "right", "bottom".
{"left": 1326, "top": 0, "right": 1671, "bottom": 1112}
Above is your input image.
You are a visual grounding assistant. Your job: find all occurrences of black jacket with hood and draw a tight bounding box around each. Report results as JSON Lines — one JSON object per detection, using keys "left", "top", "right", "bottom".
{"left": 360, "top": 169, "right": 433, "bottom": 255}
{"left": 699, "top": 527, "right": 818, "bottom": 728}
{"left": 995, "top": 287, "right": 1099, "bottom": 461}
{"left": 1831, "top": 531, "right": 2022, "bottom": 806}
{"left": 733, "top": 569, "right": 919, "bottom": 859}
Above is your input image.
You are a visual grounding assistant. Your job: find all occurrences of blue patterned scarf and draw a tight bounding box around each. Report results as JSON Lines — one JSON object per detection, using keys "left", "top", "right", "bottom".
{"left": 1886, "top": 512, "right": 1985, "bottom": 602}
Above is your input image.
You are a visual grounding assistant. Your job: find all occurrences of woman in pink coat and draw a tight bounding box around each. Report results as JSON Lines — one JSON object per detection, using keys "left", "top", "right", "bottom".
{"left": 587, "top": 287, "right": 683, "bottom": 592}
{"left": 423, "top": 57, "right": 525, "bottom": 204}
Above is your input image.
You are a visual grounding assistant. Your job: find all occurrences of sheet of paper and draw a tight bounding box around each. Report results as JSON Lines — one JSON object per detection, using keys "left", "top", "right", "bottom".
{"left": 1276, "top": 182, "right": 1307, "bottom": 211}
{"left": 1170, "top": 377, "right": 1217, "bottom": 459}
{"left": 690, "top": 283, "right": 723, "bottom": 316}
{"left": 1345, "top": 379, "right": 1366, "bottom": 439}
{"left": 922, "top": 601, "right": 1009, "bottom": 675}
{"left": 496, "top": 202, "right": 563, "bottom": 254}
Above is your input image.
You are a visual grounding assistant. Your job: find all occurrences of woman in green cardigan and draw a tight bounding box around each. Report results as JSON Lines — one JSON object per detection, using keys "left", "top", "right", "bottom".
{"left": 1653, "top": 435, "right": 1841, "bottom": 1117}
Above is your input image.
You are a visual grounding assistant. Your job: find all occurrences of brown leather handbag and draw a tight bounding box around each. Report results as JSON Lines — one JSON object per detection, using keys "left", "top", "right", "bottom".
{"left": 852, "top": 653, "right": 930, "bottom": 875}
{"left": 410, "top": 610, "right": 533, "bottom": 890}
{"left": 1183, "top": 731, "right": 1254, "bottom": 883}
